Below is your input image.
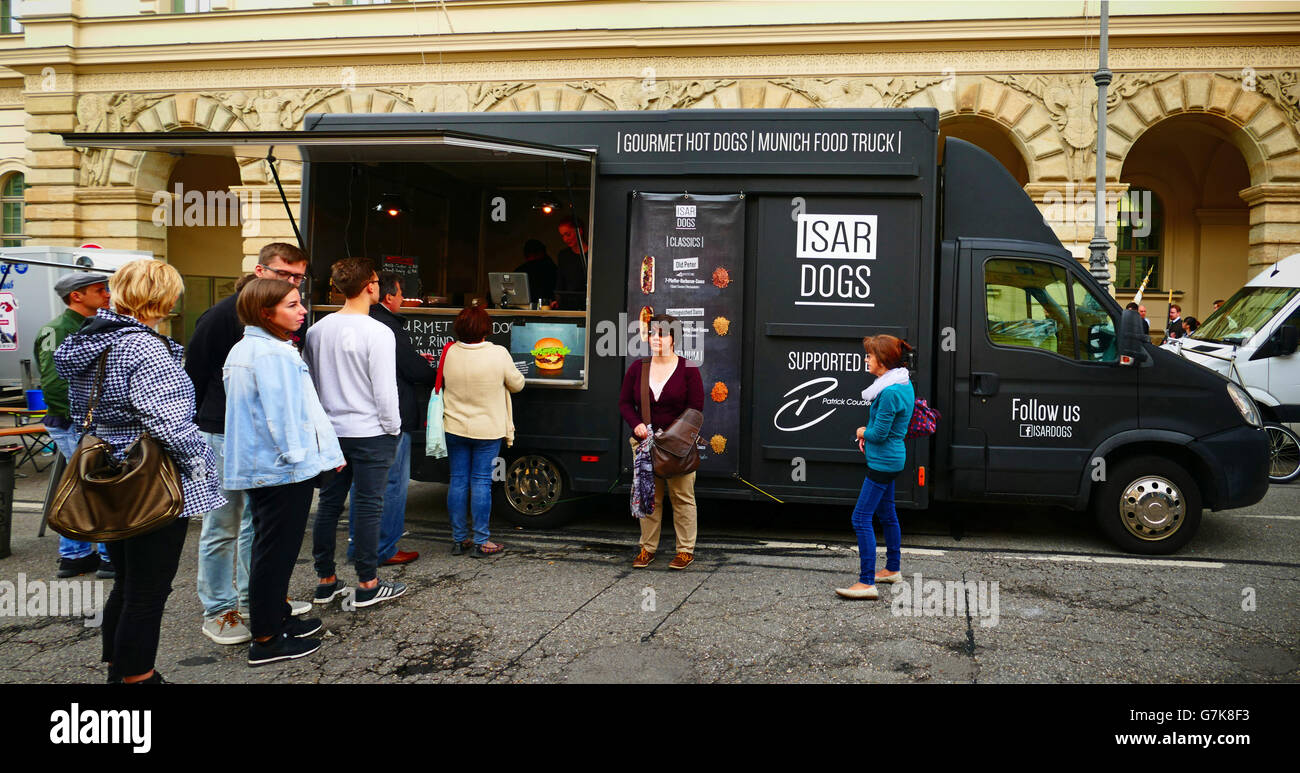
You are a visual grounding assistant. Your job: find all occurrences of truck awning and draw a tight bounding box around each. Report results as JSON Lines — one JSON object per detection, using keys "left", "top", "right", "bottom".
{"left": 58, "top": 129, "right": 597, "bottom": 252}
{"left": 57, "top": 129, "right": 596, "bottom": 165}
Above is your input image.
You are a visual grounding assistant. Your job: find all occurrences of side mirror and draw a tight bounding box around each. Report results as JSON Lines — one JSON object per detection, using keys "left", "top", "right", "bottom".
{"left": 1271, "top": 324, "right": 1299, "bottom": 356}
{"left": 1118, "top": 309, "right": 1146, "bottom": 366}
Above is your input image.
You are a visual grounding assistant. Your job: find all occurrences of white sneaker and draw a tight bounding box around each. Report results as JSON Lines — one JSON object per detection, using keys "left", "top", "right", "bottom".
{"left": 202, "top": 610, "right": 252, "bottom": 645}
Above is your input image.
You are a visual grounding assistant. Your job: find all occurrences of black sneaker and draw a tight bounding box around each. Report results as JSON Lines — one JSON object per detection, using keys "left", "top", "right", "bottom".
{"left": 57, "top": 554, "right": 100, "bottom": 578}
{"left": 313, "top": 579, "right": 349, "bottom": 605}
{"left": 353, "top": 580, "right": 407, "bottom": 608}
{"left": 122, "top": 672, "right": 167, "bottom": 684}
{"left": 285, "top": 617, "right": 323, "bottom": 639}
{"left": 248, "top": 634, "right": 321, "bottom": 666}
{"left": 96, "top": 559, "right": 116, "bottom": 580}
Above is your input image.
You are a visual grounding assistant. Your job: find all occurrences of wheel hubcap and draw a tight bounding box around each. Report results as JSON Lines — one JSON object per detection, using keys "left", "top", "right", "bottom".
{"left": 504, "top": 455, "right": 562, "bottom": 516}
{"left": 1119, "top": 475, "right": 1184, "bottom": 541}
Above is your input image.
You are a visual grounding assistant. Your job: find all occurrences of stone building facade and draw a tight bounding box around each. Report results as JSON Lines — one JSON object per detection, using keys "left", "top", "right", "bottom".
{"left": 0, "top": 0, "right": 1297, "bottom": 330}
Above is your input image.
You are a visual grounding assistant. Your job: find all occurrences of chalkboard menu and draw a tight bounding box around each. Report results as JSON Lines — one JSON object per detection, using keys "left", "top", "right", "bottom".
{"left": 626, "top": 192, "right": 744, "bottom": 475}
{"left": 382, "top": 255, "right": 421, "bottom": 298}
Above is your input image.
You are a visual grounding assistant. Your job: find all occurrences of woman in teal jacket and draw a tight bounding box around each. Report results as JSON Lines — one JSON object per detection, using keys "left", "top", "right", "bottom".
{"left": 837, "top": 335, "right": 915, "bottom": 600}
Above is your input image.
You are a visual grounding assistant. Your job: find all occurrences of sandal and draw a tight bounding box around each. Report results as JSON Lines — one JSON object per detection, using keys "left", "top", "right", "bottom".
{"left": 470, "top": 541, "right": 504, "bottom": 558}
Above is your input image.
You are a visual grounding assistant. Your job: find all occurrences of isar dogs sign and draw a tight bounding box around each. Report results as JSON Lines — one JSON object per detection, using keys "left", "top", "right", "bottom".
{"left": 796, "top": 213, "right": 877, "bottom": 307}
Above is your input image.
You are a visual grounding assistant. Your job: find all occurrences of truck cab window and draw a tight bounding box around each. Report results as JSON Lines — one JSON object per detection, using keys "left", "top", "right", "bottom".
{"left": 984, "top": 258, "right": 1074, "bottom": 358}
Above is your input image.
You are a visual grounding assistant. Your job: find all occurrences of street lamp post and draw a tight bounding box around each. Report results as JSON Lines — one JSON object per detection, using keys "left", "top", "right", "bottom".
{"left": 1089, "top": 0, "right": 1112, "bottom": 290}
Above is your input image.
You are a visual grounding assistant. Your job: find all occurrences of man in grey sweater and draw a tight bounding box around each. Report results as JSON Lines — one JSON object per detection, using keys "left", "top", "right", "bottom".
{"left": 305, "top": 258, "right": 406, "bottom": 608}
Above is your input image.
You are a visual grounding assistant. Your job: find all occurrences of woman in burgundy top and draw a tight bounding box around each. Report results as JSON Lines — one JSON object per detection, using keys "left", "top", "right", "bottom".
{"left": 619, "top": 315, "right": 705, "bottom": 570}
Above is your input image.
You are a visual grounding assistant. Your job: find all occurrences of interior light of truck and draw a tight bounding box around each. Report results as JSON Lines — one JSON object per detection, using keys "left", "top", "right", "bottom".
{"left": 580, "top": 455, "right": 599, "bottom": 462}
{"left": 373, "top": 194, "right": 409, "bottom": 218}
{"left": 1225, "top": 382, "right": 1262, "bottom": 427}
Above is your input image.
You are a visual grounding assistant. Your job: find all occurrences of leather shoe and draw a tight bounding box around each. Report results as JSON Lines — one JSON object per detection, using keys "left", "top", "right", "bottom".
{"left": 383, "top": 550, "right": 419, "bottom": 566}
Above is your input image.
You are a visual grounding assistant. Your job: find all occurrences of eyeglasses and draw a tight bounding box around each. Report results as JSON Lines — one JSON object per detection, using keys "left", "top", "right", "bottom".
{"left": 258, "top": 264, "right": 308, "bottom": 285}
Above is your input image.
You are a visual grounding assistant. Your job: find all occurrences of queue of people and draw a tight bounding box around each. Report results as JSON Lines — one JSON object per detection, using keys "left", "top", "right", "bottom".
{"left": 38, "top": 252, "right": 925, "bottom": 683}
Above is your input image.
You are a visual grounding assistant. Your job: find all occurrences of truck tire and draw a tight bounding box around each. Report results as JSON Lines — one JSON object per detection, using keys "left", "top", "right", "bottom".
{"left": 1093, "top": 455, "right": 1203, "bottom": 555}
{"left": 491, "top": 453, "right": 578, "bottom": 529}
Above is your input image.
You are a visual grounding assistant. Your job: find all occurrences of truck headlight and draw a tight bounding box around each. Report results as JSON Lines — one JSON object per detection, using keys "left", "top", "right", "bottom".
{"left": 1226, "top": 382, "right": 1261, "bottom": 427}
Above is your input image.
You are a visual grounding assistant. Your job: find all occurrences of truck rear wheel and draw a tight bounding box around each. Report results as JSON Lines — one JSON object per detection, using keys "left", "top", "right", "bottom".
{"left": 492, "top": 454, "right": 578, "bottom": 529}
{"left": 1093, "top": 455, "right": 1202, "bottom": 555}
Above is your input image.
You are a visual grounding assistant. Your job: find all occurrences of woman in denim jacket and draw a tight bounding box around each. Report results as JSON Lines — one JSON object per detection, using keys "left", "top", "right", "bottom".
{"left": 56, "top": 259, "right": 224, "bottom": 684}
{"left": 223, "top": 278, "right": 343, "bottom": 666}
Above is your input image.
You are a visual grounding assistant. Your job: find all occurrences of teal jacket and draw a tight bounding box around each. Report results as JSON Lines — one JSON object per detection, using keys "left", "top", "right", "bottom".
{"left": 863, "top": 382, "right": 914, "bottom": 473}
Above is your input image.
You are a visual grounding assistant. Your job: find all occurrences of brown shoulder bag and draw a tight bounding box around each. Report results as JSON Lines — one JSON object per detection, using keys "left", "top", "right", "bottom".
{"left": 46, "top": 347, "right": 184, "bottom": 543}
{"left": 640, "top": 358, "right": 704, "bottom": 478}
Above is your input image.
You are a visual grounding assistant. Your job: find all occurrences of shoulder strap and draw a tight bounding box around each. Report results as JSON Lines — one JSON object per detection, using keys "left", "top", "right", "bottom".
{"left": 434, "top": 340, "right": 454, "bottom": 394}
{"left": 82, "top": 349, "right": 110, "bottom": 432}
{"left": 640, "top": 358, "right": 651, "bottom": 427}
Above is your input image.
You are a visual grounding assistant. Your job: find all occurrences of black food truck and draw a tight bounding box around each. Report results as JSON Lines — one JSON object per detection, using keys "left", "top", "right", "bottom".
{"left": 64, "top": 108, "right": 1269, "bottom": 554}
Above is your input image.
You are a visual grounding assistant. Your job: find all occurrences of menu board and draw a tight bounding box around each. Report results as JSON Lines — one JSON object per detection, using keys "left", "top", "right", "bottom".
{"left": 382, "top": 255, "right": 421, "bottom": 299}
{"left": 626, "top": 192, "right": 744, "bottom": 475}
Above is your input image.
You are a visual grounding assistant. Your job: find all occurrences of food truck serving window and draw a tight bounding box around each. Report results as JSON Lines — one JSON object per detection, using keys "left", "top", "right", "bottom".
{"left": 57, "top": 128, "right": 597, "bottom": 388}
{"left": 302, "top": 133, "right": 596, "bottom": 389}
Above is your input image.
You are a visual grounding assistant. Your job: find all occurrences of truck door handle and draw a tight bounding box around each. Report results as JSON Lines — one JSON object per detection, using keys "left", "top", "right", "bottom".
{"left": 972, "top": 372, "right": 999, "bottom": 397}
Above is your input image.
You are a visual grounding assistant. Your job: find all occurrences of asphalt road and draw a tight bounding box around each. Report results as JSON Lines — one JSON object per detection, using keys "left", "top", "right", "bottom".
{"left": 1, "top": 471, "right": 1296, "bottom": 684}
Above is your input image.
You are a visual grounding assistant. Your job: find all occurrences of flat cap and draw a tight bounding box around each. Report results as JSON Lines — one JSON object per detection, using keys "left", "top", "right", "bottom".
{"left": 54, "top": 272, "right": 110, "bottom": 297}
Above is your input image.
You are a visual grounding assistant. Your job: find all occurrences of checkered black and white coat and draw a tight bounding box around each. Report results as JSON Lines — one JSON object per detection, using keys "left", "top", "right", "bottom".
{"left": 54, "top": 308, "right": 225, "bottom": 517}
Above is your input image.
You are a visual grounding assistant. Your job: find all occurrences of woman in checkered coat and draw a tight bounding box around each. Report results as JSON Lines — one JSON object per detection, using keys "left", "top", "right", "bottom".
{"left": 55, "top": 259, "right": 224, "bottom": 685}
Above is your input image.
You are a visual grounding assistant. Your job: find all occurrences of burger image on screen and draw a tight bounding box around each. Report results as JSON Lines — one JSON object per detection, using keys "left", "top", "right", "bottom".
{"left": 530, "top": 337, "right": 571, "bottom": 371}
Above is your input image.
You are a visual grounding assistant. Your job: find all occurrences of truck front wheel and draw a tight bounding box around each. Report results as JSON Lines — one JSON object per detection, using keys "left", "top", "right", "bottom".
{"left": 492, "top": 454, "right": 578, "bottom": 529}
{"left": 1093, "top": 455, "right": 1203, "bottom": 555}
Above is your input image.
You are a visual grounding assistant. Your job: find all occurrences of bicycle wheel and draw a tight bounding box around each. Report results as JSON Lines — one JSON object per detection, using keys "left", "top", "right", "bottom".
{"left": 1265, "top": 423, "right": 1300, "bottom": 483}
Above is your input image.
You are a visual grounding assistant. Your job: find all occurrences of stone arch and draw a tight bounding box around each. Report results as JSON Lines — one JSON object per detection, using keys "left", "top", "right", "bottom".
{"left": 901, "top": 76, "right": 1072, "bottom": 183}
{"left": 1105, "top": 72, "right": 1297, "bottom": 186}
{"left": 938, "top": 114, "right": 1031, "bottom": 186}
{"left": 481, "top": 83, "right": 620, "bottom": 112}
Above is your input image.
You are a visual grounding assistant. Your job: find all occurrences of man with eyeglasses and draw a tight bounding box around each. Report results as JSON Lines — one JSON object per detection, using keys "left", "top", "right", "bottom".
{"left": 185, "top": 242, "right": 314, "bottom": 646}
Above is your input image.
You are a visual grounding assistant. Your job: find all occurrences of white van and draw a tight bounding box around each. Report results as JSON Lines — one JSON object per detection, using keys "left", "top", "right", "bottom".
{"left": 1164, "top": 253, "right": 1300, "bottom": 481}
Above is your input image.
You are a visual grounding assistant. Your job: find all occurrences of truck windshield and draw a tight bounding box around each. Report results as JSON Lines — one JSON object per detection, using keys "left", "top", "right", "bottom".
{"left": 1192, "top": 286, "right": 1298, "bottom": 345}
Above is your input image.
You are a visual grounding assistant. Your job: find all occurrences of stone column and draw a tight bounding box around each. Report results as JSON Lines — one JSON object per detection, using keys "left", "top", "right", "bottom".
{"left": 72, "top": 187, "right": 166, "bottom": 256}
{"left": 1239, "top": 183, "right": 1300, "bottom": 276}
{"left": 23, "top": 84, "right": 79, "bottom": 248}
{"left": 231, "top": 183, "right": 304, "bottom": 273}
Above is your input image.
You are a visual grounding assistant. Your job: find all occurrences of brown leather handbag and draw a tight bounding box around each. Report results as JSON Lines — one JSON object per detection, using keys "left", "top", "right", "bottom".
{"left": 640, "top": 358, "right": 704, "bottom": 478}
{"left": 46, "top": 348, "right": 184, "bottom": 543}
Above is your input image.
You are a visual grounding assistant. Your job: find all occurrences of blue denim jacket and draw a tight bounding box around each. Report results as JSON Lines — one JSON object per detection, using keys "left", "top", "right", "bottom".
{"left": 222, "top": 326, "right": 343, "bottom": 490}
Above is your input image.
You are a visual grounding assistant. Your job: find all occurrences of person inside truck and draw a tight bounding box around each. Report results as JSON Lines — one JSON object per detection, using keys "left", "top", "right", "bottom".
{"left": 513, "top": 239, "right": 557, "bottom": 305}
{"left": 549, "top": 216, "right": 588, "bottom": 310}
{"left": 837, "top": 334, "right": 915, "bottom": 601}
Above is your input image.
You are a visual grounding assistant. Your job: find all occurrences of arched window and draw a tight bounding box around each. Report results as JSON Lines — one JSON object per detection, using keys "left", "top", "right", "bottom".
{"left": 1, "top": 172, "right": 24, "bottom": 247}
{"left": 1115, "top": 187, "right": 1162, "bottom": 290}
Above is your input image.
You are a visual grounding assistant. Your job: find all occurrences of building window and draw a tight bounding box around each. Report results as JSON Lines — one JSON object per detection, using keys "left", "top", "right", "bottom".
{"left": 2, "top": 173, "right": 25, "bottom": 248}
{"left": 1115, "top": 187, "right": 1162, "bottom": 290}
{"left": 172, "top": 0, "right": 212, "bottom": 12}
{"left": 1, "top": 0, "right": 23, "bottom": 34}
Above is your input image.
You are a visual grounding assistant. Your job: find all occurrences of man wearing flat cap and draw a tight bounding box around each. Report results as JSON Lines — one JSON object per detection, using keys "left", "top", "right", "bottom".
{"left": 36, "top": 271, "right": 114, "bottom": 579}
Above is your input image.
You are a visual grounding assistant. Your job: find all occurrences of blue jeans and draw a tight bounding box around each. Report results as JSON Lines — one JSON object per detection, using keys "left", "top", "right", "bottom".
{"left": 446, "top": 433, "right": 502, "bottom": 545}
{"left": 195, "top": 432, "right": 252, "bottom": 618}
{"left": 47, "top": 423, "right": 108, "bottom": 562}
{"left": 850, "top": 476, "right": 901, "bottom": 585}
{"left": 348, "top": 431, "right": 410, "bottom": 564}
{"left": 313, "top": 434, "right": 398, "bottom": 584}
